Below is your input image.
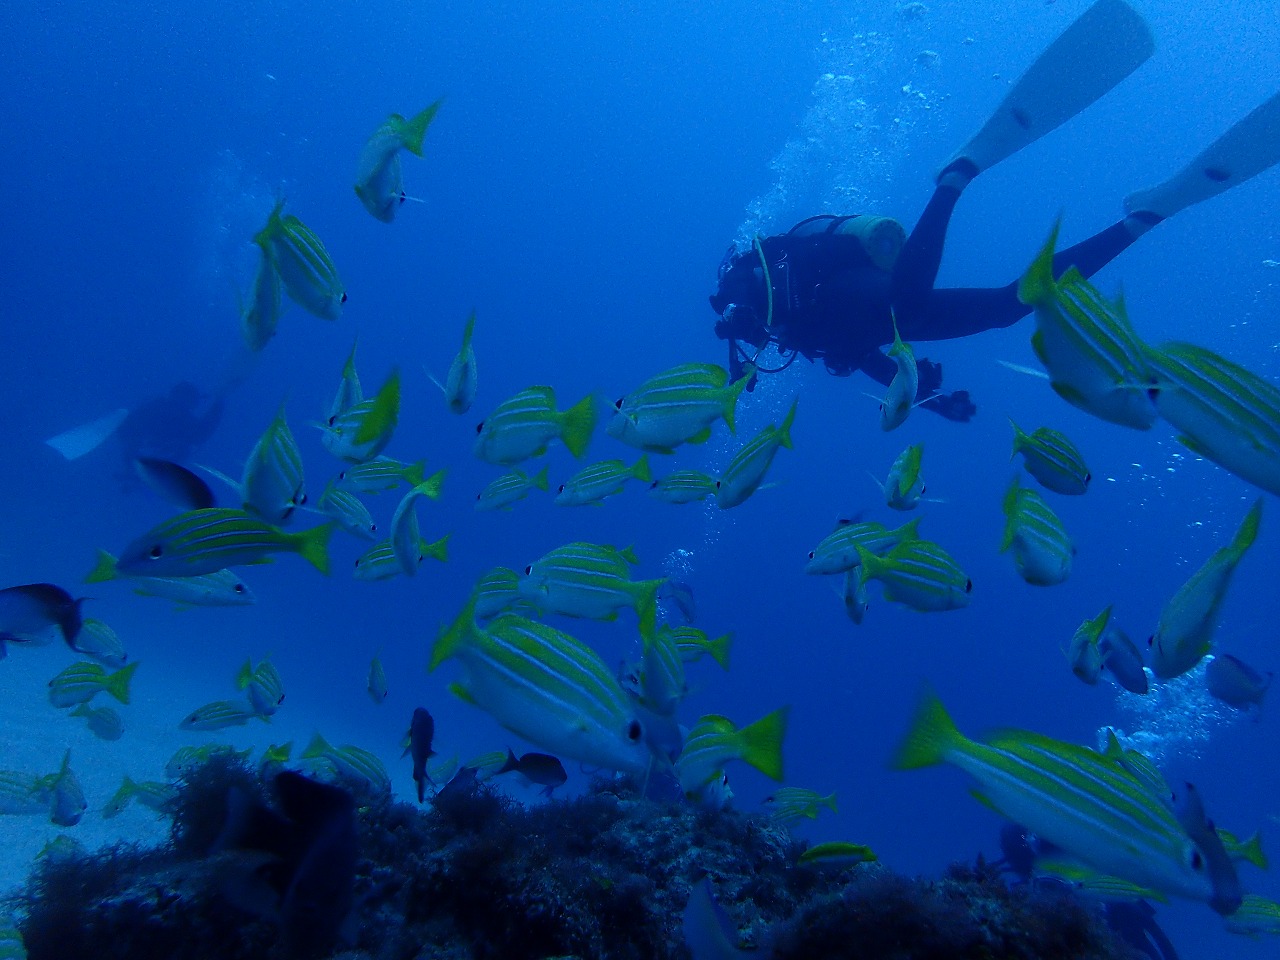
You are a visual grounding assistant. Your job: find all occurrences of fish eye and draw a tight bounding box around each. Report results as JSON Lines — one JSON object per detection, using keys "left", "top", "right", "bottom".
{"left": 233, "top": 584, "right": 246, "bottom": 594}
{"left": 298, "top": 494, "right": 307, "bottom": 505}
{"left": 921, "top": 485, "right": 927, "bottom": 494}
{"left": 807, "top": 551, "right": 815, "bottom": 559}
{"left": 475, "top": 493, "right": 482, "bottom": 500}
{"left": 1191, "top": 849, "right": 1204, "bottom": 870}
{"left": 614, "top": 398, "right": 624, "bottom": 409}
{"left": 149, "top": 545, "right": 164, "bottom": 560}
{"left": 626, "top": 719, "right": 642, "bottom": 742}
{"left": 340, "top": 292, "right": 348, "bottom": 304}
{"left": 557, "top": 484, "right": 565, "bottom": 493}
{"left": 714, "top": 481, "right": 721, "bottom": 489}
{"left": 328, "top": 416, "right": 337, "bottom": 426}
{"left": 523, "top": 565, "right": 533, "bottom": 575}
{"left": 369, "top": 524, "right": 377, "bottom": 532}
{"left": 1084, "top": 473, "right": 1092, "bottom": 483}
{"left": 1147, "top": 635, "right": 1155, "bottom": 648}
{"left": 339, "top": 471, "right": 347, "bottom": 480}
{"left": 475, "top": 421, "right": 484, "bottom": 434}
{"left": 964, "top": 579, "right": 973, "bottom": 593}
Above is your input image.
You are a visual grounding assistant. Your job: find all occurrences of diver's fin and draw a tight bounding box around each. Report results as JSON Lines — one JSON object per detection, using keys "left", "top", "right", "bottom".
{"left": 44, "top": 408, "right": 130, "bottom": 460}
{"left": 1126, "top": 90, "right": 1280, "bottom": 219}
{"left": 940, "top": 0, "right": 1154, "bottom": 179}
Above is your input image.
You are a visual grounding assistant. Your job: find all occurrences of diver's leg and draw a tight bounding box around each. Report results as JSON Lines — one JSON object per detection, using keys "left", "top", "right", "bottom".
{"left": 891, "top": 184, "right": 964, "bottom": 320}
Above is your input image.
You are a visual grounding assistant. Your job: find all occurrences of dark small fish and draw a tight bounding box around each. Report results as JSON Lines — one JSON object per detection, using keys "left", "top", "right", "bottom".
{"left": 134, "top": 457, "right": 216, "bottom": 509}
{"left": 0, "top": 583, "right": 84, "bottom": 655}
{"left": 1099, "top": 624, "right": 1149, "bottom": 695}
{"left": 215, "top": 770, "right": 358, "bottom": 959}
{"left": 659, "top": 579, "right": 696, "bottom": 623}
{"left": 1206, "top": 654, "right": 1271, "bottom": 709}
{"left": 409, "top": 707, "right": 436, "bottom": 803}
{"left": 497, "top": 748, "right": 568, "bottom": 796}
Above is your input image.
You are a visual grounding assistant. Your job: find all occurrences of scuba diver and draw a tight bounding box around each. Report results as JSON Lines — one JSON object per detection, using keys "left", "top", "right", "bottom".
{"left": 710, "top": 0, "right": 1280, "bottom": 421}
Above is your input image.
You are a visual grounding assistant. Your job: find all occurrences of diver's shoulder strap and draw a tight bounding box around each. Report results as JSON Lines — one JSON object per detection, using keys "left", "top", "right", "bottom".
{"left": 1126, "top": 89, "right": 1280, "bottom": 220}
{"left": 940, "top": 0, "right": 1153, "bottom": 179}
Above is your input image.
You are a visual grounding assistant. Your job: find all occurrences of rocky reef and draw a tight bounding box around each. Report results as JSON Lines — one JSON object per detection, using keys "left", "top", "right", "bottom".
{"left": 5, "top": 756, "right": 1135, "bottom": 960}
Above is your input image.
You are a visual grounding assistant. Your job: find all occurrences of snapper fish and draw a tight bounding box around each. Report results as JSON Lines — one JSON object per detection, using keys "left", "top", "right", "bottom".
{"left": 47, "top": 750, "right": 87, "bottom": 827}
{"left": 668, "top": 626, "right": 731, "bottom": 670}
{"left": 85, "top": 550, "right": 256, "bottom": 607}
{"left": 328, "top": 340, "right": 362, "bottom": 423}
{"left": 338, "top": 456, "right": 427, "bottom": 494}
{"left": 856, "top": 539, "right": 971, "bottom": 613}
{"left": 1099, "top": 622, "right": 1149, "bottom": 694}
{"left": 470, "top": 566, "right": 527, "bottom": 620}
{"left": 473, "top": 386, "right": 596, "bottom": 465}
{"left": 1017, "top": 221, "right": 1157, "bottom": 429}
{"left": 427, "top": 310, "right": 478, "bottom": 414}
{"left": 102, "top": 776, "right": 176, "bottom": 820}
{"left": 805, "top": 516, "right": 921, "bottom": 575}
{"left": 475, "top": 466, "right": 549, "bottom": 511}
{"left": 895, "top": 694, "right": 1219, "bottom": 905}
{"left": 48, "top": 661, "right": 138, "bottom": 708}
{"left": 353, "top": 534, "right": 449, "bottom": 582}
{"left": 715, "top": 398, "right": 797, "bottom": 509}
{"left": 555, "top": 456, "right": 650, "bottom": 506}
{"left": 114, "top": 508, "right": 332, "bottom": 577}
{"left": 1067, "top": 606, "right": 1111, "bottom": 685}
{"left": 391, "top": 480, "right": 446, "bottom": 576}
{"left": 1009, "top": 420, "right": 1091, "bottom": 495}
{"left": 635, "top": 625, "right": 688, "bottom": 717}
{"left": 0, "top": 771, "right": 52, "bottom": 816}
{"left": 430, "top": 606, "right": 653, "bottom": 776}
{"left": 202, "top": 404, "right": 306, "bottom": 525}
{"left": 313, "top": 481, "right": 377, "bottom": 540}
{"left": 253, "top": 201, "right": 346, "bottom": 321}
{"left": 302, "top": 733, "right": 391, "bottom": 793}
{"left": 70, "top": 703, "right": 124, "bottom": 741}
{"left": 1145, "top": 340, "right": 1280, "bottom": 497}
{"left": 180, "top": 699, "right": 264, "bottom": 732}
{"left": 367, "top": 654, "right": 388, "bottom": 704}
{"left": 763, "top": 787, "right": 838, "bottom": 824}
{"left": 236, "top": 657, "right": 285, "bottom": 716}
{"left": 675, "top": 709, "right": 788, "bottom": 795}
{"left": 1001, "top": 477, "right": 1074, "bottom": 586}
{"left": 797, "top": 842, "right": 877, "bottom": 866}
{"left": 240, "top": 245, "right": 283, "bottom": 352}
{"left": 879, "top": 318, "right": 918, "bottom": 431}
{"left": 518, "top": 541, "right": 664, "bottom": 640}
{"left": 648, "top": 470, "right": 718, "bottom": 504}
{"left": 1217, "top": 828, "right": 1267, "bottom": 870}
{"left": 72, "top": 618, "right": 128, "bottom": 667}
{"left": 607, "top": 362, "right": 751, "bottom": 453}
{"left": 1150, "top": 499, "right": 1261, "bottom": 679}
{"left": 1225, "top": 894, "right": 1280, "bottom": 937}
{"left": 841, "top": 565, "right": 870, "bottom": 624}
{"left": 318, "top": 369, "right": 401, "bottom": 464}
{"left": 354, "top": 101, "right": 441, "bottom": 222}
{"left": 873, "top": 443, "right": 927, "bottom": 511}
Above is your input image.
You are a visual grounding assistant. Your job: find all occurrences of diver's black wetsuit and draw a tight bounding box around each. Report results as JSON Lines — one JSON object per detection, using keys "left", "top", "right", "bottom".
{"left": 710, "top": 180, "right": 1154, "bottom": 420}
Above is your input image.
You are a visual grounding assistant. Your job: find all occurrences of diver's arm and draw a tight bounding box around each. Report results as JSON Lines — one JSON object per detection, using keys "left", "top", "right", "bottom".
{"left": 858, "top": 349, "right": 897, "bottom": 390}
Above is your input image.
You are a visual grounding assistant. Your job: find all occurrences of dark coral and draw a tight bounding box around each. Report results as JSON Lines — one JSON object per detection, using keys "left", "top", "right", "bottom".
{"left": 4, "top": 761, "right": 1139, "bottom": 960}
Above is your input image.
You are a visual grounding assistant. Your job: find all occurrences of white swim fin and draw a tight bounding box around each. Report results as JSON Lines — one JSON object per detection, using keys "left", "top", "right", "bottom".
{"left": 44, "top": 408, "right": 129, "bottom": 460}
{"left": 1126, "top": 90, "right": 1280, "bottom": 220}
{"left": 940, "top": 0, "right": 1154, "bottom": 179}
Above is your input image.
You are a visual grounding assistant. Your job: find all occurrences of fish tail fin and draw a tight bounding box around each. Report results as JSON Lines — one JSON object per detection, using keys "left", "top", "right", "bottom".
{"left": 430, "top": 595, "right": 477, "bottom": 671}
{"left": 417, "top": 469, "right": 447, "bottom": 501}
{"left": 559, "top": 395, "right": 597, "bottom": 458}
{"left": 631, "top": 455, "right": 652, "bottom": 483}
{"left": 356, "top": 368, "right": 401, "bottom": 445}
{"left": 460, "top": 309, "right": 476, "bottom": 349}
{"left": 396, "top": 99, "right": 442, "bottom": 157}
{"left": 1017, "top": 219, "right": 1061, "bottom": 307}
{"left": 252, "top": 198, "right": 287, "bottom": 249}
{"left": 738, "top": 706, "right": 789, "bottom": 781}
{"left": 85, "top": 550, "right": 119, "bottom": 584}
{"left": 824, "top": 792, "right": 838, "bottom": 813}
{"left": 295, "top": 523, "right": 334, "bottom": 575}
{"left": 723, "top": 368, "right": 752, "bottom": 432}
{"left": 999, "top": 478, "right": 1022, "bottom": 552}
{"left": 893, "top": 691, "right": 961, "bottom": 770}
{"left": 1230, "top": 499, "right": 1263, "bottom": 557}
{"left": 403, "top": 460, "right": 427, "bottom": 486}
{"left": 894, "top": 516, "right": 924, "bottom": 543}
{"left": 634, "top": 579, "right": 663, "bottom": 642}
{"left": 420, "top": 533, "right": 450, "bottom": 563}
{"left": 105, "top": 662, "right": 140, "bottom": 706}
{"left": 234, "top": 658, "right": 254, "bottom": 690}
{"left": 776, "top": 397, "right": 799, "bottom": 450}
{"left": 301, "top": 732, "right": 330, "bottom": 760}
{"left": 707, "top": 632, "right": 732, "bottom": 670}
{"left": 854, "top": 545, "right": 887, "bottom": 581}
{"left": 1008, "top": 418, "right": 1027, "bottom": 460}
{"left": 498, "top": 748, "right": 519, "bottom": 775}
{"left": 1239, "top": 832, "right": 1268, "bottom": 870}
{"left": 531, "top": 465, "right": 550, "bottom": 491}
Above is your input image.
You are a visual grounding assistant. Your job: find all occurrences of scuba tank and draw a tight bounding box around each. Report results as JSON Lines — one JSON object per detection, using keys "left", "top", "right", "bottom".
{"left": 786, "top": 214, "right": 907, "bottom": 272}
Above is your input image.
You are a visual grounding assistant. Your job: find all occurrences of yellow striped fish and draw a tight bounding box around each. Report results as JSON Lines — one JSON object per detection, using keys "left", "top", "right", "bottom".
{"left": 1000, "top": 477, "right": 1074, "bottom": 586}
{"left": 253, "top": 202, "right": 346, "bottom": 320}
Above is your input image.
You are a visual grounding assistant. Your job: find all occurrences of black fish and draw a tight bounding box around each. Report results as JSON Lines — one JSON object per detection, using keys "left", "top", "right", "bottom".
{"left": 497, "top": 748, "right": 568, "bottom": 796}
{"left": 409, "top": 707, "right": 436, "bottom": 803}
{"left": 133, "top": 457, "right": 216, "bottom": 510}
{"left": 215, "top": 771, "right": 358, "bottom": 959}
{"left": 0, "top": 582, "right": 84, "bottom": 656}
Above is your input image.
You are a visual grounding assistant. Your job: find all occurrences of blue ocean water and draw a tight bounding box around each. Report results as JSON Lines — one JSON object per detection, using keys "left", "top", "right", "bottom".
{"left": 3, "top": 0, "right": 1279, "bottom": 956}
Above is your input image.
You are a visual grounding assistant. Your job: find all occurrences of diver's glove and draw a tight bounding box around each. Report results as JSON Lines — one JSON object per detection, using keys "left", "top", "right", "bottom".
{"left": 921, "top": 389, "right": 976, "bottom": 422}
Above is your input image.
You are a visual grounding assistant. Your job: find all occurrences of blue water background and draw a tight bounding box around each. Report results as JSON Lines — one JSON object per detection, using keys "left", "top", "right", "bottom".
{"left": 3, "top": 1, "right": 1279, "bottom": 956}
